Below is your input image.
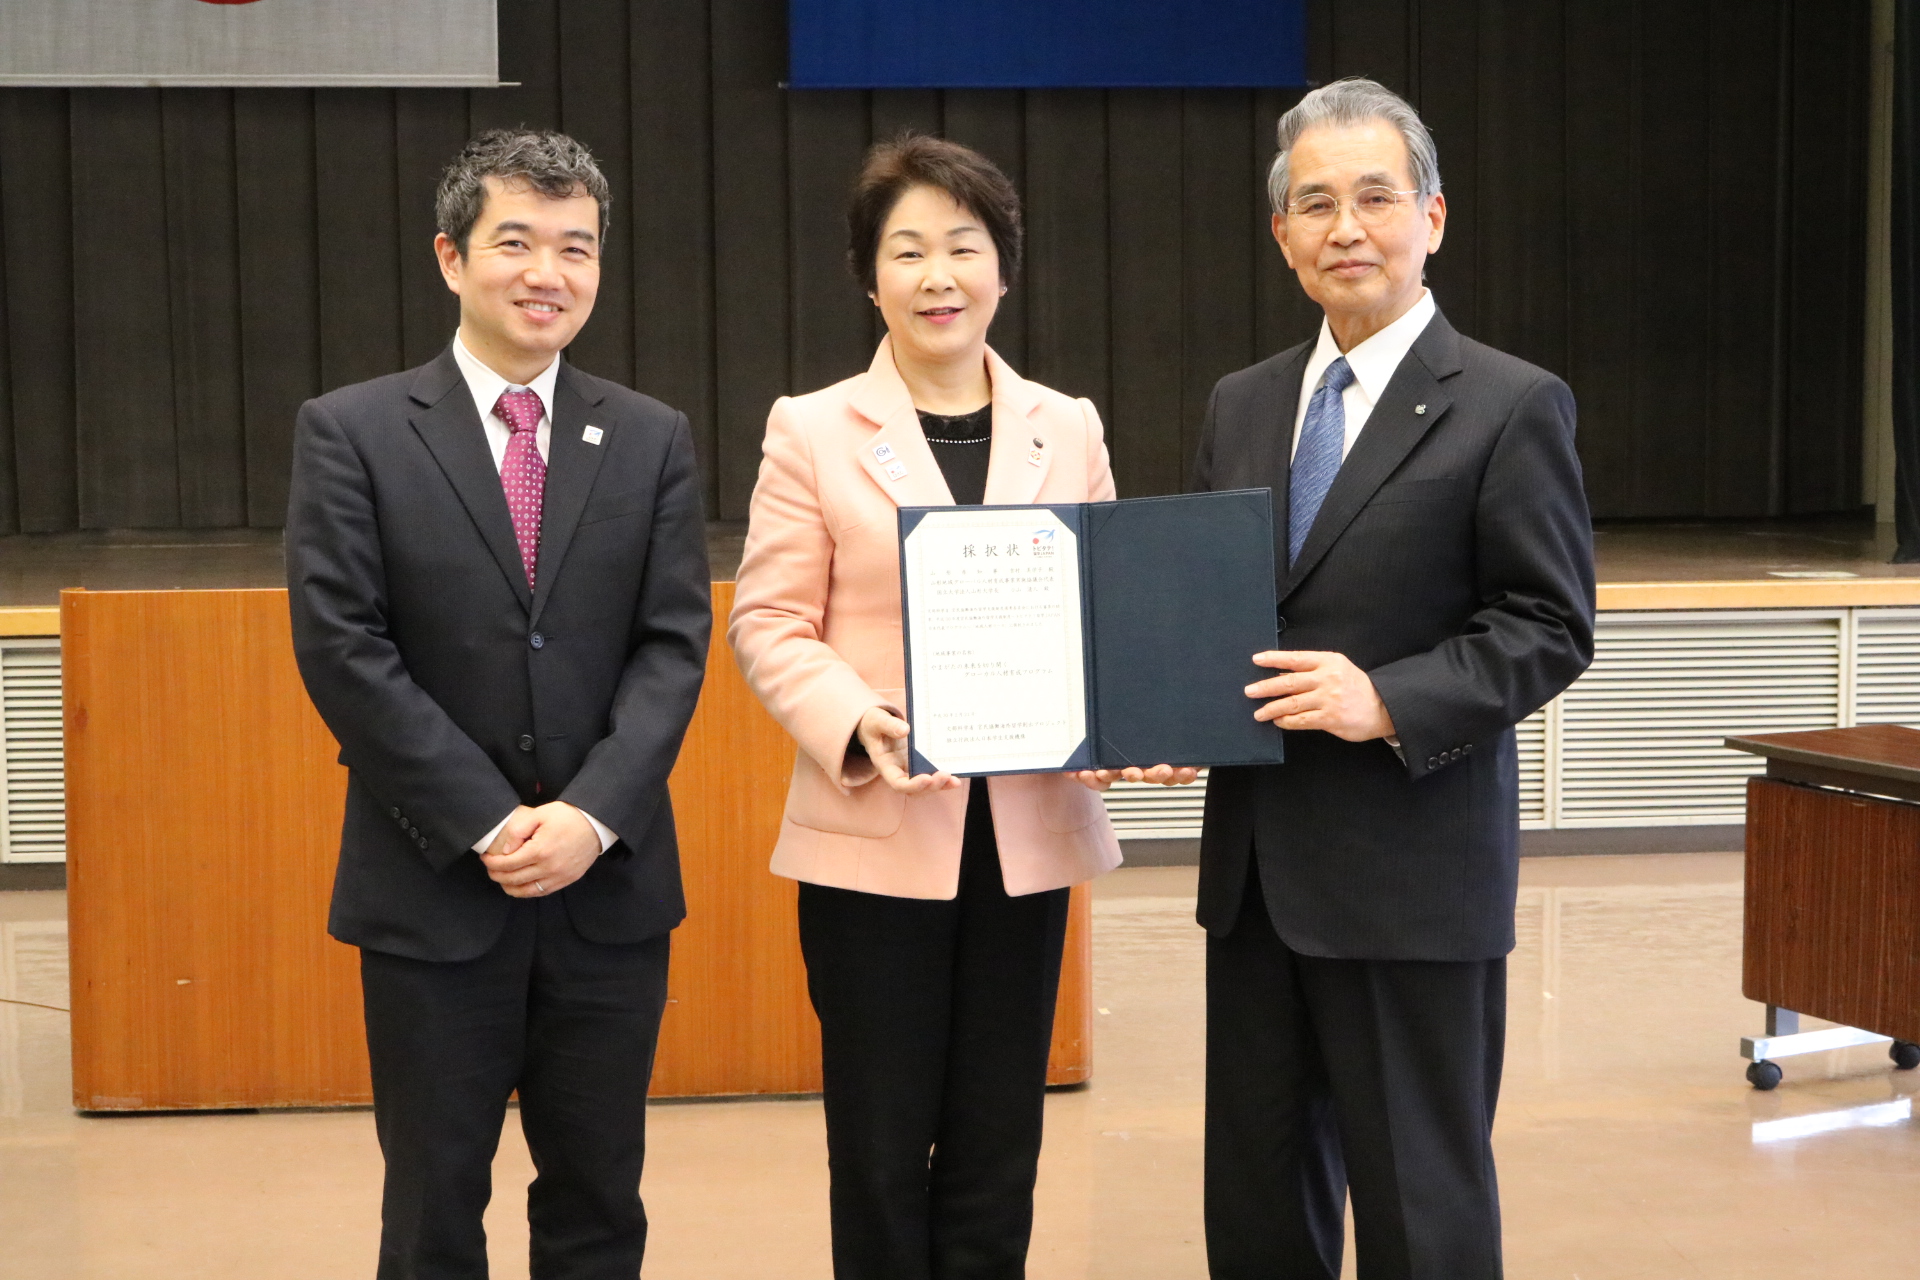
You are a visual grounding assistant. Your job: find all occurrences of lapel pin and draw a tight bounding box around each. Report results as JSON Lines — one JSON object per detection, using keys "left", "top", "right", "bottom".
{"left": 582, "top": 425, "right": 604, "bottom": 445}
{"left": 1414, "top": 405, "right": 1427, "bottom": 415}
{"left": 873, "top": 443, "right": 896, "bottom": 462}
{"left": 885, "top": 460, "right": 908, "bottom": 481}
{"left": 1027, "top": 448, "right": 1044, "bottom": 467}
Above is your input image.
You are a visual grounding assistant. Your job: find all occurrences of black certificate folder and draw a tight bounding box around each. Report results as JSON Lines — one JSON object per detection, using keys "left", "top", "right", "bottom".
{"left": 898, "top": 488, "right": 1285, "bottom": 778}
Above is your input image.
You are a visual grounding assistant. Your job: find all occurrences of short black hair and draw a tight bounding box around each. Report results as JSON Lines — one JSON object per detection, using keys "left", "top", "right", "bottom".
{"left": 846, "top": 134, "right": 1023, "bottom": 293}
{"left": 435, "top": 128, "right": 611, "bottom": 256}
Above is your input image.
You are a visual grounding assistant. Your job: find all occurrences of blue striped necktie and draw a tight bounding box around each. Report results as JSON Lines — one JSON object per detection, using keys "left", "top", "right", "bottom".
{"left": 1288, "top": 356, "right": 1355, "bottom": 566}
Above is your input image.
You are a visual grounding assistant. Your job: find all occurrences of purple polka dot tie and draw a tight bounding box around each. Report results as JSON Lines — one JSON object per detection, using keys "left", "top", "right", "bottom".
{"left": 494, "top": 387, "right": 547, "bottom": 589}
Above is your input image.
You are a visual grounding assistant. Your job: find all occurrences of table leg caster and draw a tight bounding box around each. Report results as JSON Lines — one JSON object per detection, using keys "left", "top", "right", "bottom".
{"left": 1746, "top": 1060, "right": 1783, "bottom": 1090}
{"left": 1892, "top": 1041, "right": 1920, "bottom": 1071}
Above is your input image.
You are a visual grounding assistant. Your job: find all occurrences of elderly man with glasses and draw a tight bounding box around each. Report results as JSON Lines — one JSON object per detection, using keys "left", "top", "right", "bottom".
{"left": 1188, "top": 78, "right": 1596, "bottom": 1279}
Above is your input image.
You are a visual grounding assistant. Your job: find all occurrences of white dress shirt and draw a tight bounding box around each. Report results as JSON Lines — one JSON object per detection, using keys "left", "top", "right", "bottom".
{"left": 1290, "top": 291, "right": 1435, "bottom": 756}
{"left": 451, "top": 330, "right": 559, "bottom": 467}
{"left": 451, "top": 331, "right": 619, "bottom": 858}
{"left": 1291, "top": 288, "right": 1437, "bottom": 461}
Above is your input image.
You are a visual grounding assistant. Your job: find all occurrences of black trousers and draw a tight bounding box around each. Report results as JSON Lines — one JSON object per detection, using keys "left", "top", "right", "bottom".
{"left": 797, "top": 781, "right": 1071, "bottom": 1280}
{"left": 1205, "top": 862, "right": 1506, "bottom": 1280}
{"left": 359, "top": 894, "right": 671, "bottom": 1280}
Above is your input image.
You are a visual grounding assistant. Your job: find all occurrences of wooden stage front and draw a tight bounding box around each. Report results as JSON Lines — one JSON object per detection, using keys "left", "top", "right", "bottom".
{"left": 54, "top": 583, "right": 1090, "bottom": 1110}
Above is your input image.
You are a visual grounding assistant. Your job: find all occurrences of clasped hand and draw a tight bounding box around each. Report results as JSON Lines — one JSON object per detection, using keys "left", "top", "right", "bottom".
{"left": 855, "top": 706, "right": 1196, "bottom": 794}
{"left": 1245, "top": 649, "right": 1395, "bottom": 741}
{"left": 481, "top": 801, "right": 602, "bottom": 897}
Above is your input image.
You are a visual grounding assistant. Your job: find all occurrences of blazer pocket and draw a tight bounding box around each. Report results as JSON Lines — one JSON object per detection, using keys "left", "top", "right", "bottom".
{"left": 1039, "top": 775, "right": 1108, "bottom": 833}
{"left": 578, "top": 487, "right": 650, "bottom": 526}
{"left": 1368, "top": 477, "right": 1470, "bottom": 506}
{"left": 785, "top": 751, "right": 907, "bottom": 839}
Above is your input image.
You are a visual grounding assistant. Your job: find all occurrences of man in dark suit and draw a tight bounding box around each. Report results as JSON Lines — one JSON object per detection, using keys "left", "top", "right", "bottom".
{"left": 1191, "top": 80, "right": 1595, "bottom": 1278}
{"left": 286, "top": 129, "right": 710, "bottom": 1279}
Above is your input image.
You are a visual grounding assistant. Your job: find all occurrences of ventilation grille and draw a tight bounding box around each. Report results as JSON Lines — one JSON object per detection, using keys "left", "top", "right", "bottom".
{"left": 1101, "top": 772, "right": 1208, "bottom": 840}
{"left": 1556, "top": 612, "right": 1844, "bottom": 827}
{"left": 0, "top": 642, "right": 64, "bottom": 864}
{"left": 1517, "top": 705, "right": 1549, "bottom": 828}
{"left": 1853, "top": 608, "right": 1920, "bottom": 728}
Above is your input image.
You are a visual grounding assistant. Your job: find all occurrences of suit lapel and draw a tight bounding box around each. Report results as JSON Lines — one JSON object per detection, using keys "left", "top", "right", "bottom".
{"left": 529, "top": 364, "right": 611, "bottom": 627}
{"left": 1253, "top": 345, "right": 1309, "bottom": 578}
{"left": 851, "top": 337, "right": 958, "bottom": 508}
{"left": 1282, "top": 312, "right": 1464, "bottom": 600}
{"left": 982, "top": 347, "right": 1050, "bottom": 505}
{"left": 409, "top": 349, "right": 532, "bottom": 613}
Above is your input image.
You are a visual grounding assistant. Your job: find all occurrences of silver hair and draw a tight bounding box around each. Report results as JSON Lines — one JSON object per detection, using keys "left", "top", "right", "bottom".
{"left": 1267, "top": 78, "right": 1441, "bottom": 214}
{"left": 435, "top": 128, "right": 612, "bottom": 255}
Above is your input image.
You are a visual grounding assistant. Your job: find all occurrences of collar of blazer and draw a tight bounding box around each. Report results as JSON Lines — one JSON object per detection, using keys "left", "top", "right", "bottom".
{"left": 407, "top": 347, "right": 612, "bottom": 625}
{"left": 1276, "top": 309, "right": 1466, "bottom": 602}
{"left": 848, "top": 336, "right": 1054, "bottom": 508}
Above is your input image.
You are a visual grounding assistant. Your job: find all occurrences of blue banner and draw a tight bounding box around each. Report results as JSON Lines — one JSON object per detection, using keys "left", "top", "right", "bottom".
{"left": 789, "top": 0, "right": 1306, "bottom": 89}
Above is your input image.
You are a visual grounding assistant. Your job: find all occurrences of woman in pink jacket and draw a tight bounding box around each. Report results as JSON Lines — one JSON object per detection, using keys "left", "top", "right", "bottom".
{"left": 729, "top": 136, "right": 1183, "bottom": 1279}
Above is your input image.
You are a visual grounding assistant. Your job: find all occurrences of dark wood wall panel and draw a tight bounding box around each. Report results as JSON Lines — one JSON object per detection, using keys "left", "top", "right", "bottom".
{"left": 1782, "top": 0, "right": 1871, "bottom": 515}
{"left": 1024, "top": 91, "right": 1111, "bottom": 427}
{"left": 0, "top": 152, "right": 12, "bottom": 534}
{"left": 1633, "top": 4, "right": 1713, "bottom": 517}
{"left": 0, "top": 0, "right": 1873, "bottom": 530}
{"left": 394, "top": 92, "right": 469, "bottom": 372}
{"left": 1562, "top": 2, "right": 1638, "bottom": 518}
{"left": 160, "top": 91, "right": 248, "bottom": 529}
{"left": 313, "top": 92, "right": 405, "bottom": 396}
{"left": 233, "top": 91, "right": 320, "bottom": 528}
{"left": 785, "top": 91, "right": 873, "bottom": 396}
{"left": 70, "top": 91, "right": 180, "bottom": 529}
{"left": 1470, "top": 0, "right": 1566, "bottom": 379}
{"left": 558, "top": 0, "right": 636, "bottom": 391}
{"left": 1107, "top": 92, "right": 1184, "bottom": 495}
{"left": 1180, "top": 92, "right": 1260, "bottom": 490}
{"left": 0, "top": 91, "right": 78, "bottom": 532}
{"left": 1703, "top": 2, "right": 1788, "bottom": 516}
{"left": 628, "top": 0, "right": 716, "bottom": 475}
{"left": 710, "top": 0, "right": 793, "bottom": 513}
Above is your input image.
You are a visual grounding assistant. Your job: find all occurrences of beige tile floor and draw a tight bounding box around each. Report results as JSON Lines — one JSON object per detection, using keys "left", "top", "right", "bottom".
{"left": 3, "top": 854, "right": 1917, "bottom": 1279}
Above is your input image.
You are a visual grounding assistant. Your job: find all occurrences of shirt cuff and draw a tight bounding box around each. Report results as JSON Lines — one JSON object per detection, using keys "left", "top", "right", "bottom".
{"left": 472, "top": 812, "right": 513, "bottom": 855}
{"left": 1384, "top": 734, "right": 1405, "bottom": 763}
{"left": 578, "top": 808, "right": 619, "bottom": 853}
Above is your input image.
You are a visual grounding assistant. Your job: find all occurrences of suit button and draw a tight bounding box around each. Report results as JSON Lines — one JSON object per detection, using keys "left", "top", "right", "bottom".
{"left": 416, "top": 836, "right": 428, "bottom": 850}
{"left": 518, "top": 734, "right": 535, "bottom": 753}
{"left": 1274, "top": 611, "right": 1287, "bottom": 635}
{"left": 389, "top": 806, "right": 401, "bottom": 819}
{"left": 1464, "top": 743, "right": 1474, "bottom": 755}
{"left": 1427, "top": 756, "right": 1439, "bottom": 769}
{"left": 530, "top": 632, "right": 545, "bottom": 649}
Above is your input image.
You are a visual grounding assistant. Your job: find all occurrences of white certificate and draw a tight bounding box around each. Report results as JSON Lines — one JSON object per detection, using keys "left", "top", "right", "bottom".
{"left": 901, "top": 508, "right": 1087, "bottom": 775}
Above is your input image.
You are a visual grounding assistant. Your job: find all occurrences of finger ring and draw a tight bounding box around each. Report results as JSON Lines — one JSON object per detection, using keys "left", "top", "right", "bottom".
{"left": 533, "top": 881, "right": 544, "bottom": 895}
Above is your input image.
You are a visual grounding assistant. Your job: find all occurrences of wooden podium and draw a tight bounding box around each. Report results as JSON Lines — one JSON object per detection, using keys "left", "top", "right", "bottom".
{"left": 62, "top": 585, "right": 1090, "bottom": 1111}
{"left": 1727, "top": 725, "right": 1920, "bottom": 1089}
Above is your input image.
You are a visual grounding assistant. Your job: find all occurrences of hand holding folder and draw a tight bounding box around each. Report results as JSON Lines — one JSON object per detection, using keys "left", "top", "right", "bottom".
{"left": 897, "top": 489, "right": 1287, "bottom": 779}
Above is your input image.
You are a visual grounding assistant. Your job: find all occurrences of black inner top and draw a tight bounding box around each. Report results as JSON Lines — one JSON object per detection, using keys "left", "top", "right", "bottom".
{"left": 918, "top": 405, "right": 994, "bottom": 507}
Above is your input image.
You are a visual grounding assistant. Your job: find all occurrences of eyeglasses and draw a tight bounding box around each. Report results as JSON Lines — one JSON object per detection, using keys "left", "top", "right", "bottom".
{"left": 1284, "top": 186, "right": 1421, "bottom": 228}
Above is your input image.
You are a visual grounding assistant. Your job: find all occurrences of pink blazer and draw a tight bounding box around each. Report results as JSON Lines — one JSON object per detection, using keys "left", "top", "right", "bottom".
{"left": 728, "top": 339, "right": 1123, "bottom": 899}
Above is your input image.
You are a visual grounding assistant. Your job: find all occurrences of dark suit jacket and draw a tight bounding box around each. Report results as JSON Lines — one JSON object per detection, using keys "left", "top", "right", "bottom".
{"left": 1192, "top": 310, "right": 1594, "bottom": 962}
{"left": 286, "top": 348, "right": 711, "bottom": 963}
